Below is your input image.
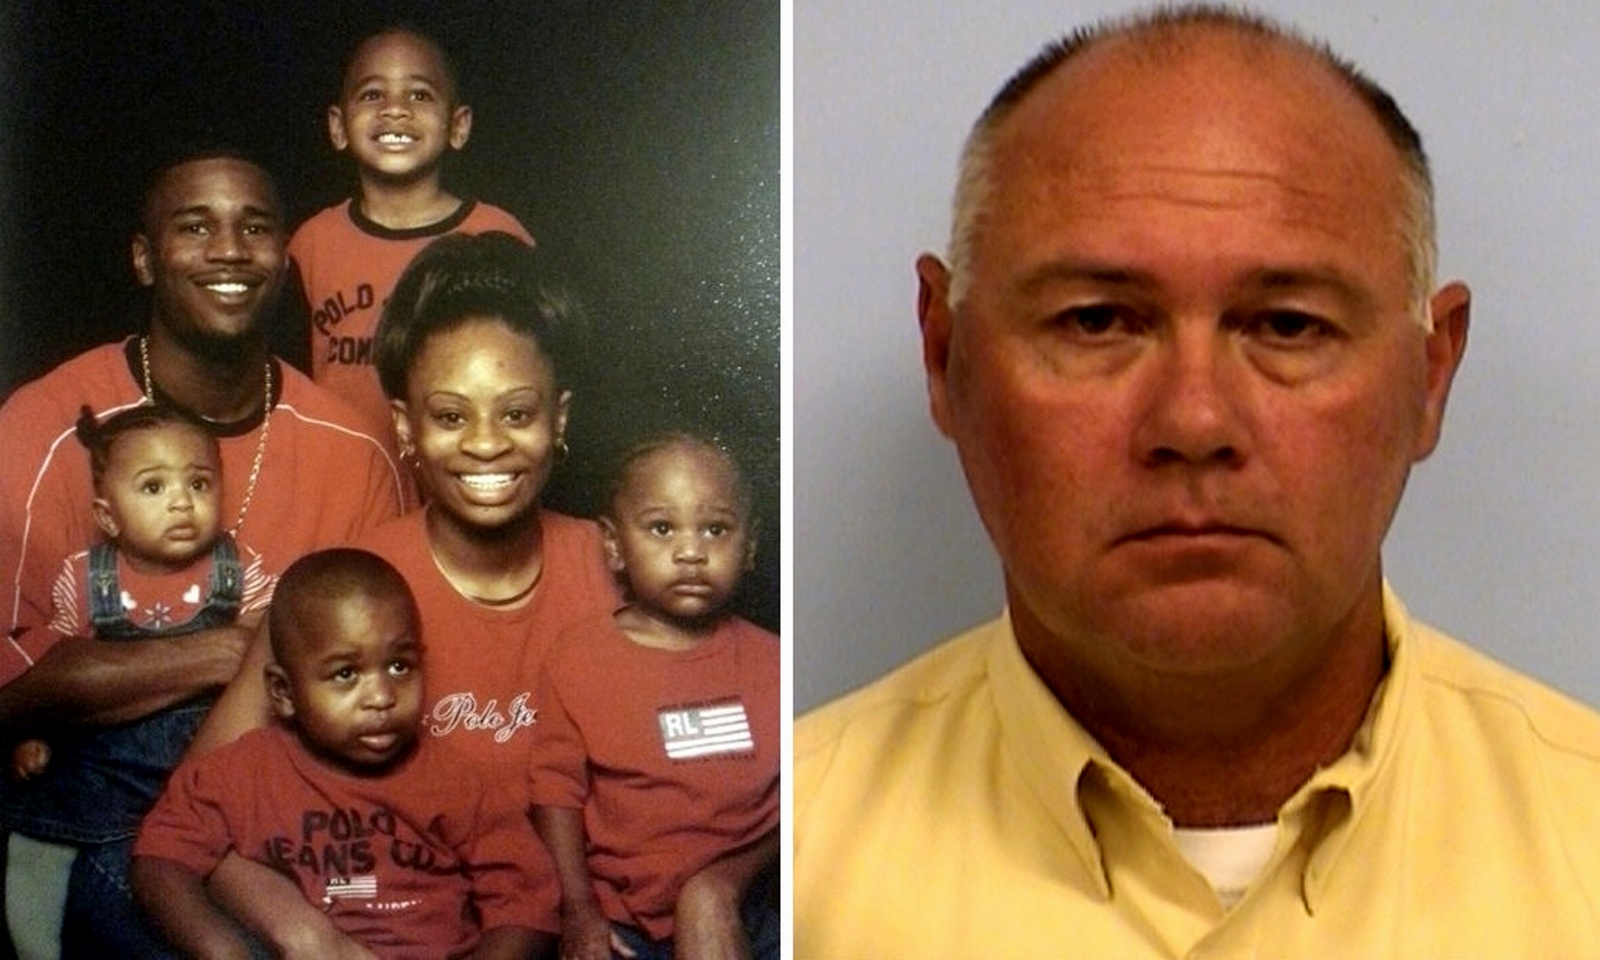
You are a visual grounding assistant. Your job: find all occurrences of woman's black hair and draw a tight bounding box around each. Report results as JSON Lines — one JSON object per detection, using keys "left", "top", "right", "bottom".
{"left": 373, "top": 232, "right": 584, "bottom": 400}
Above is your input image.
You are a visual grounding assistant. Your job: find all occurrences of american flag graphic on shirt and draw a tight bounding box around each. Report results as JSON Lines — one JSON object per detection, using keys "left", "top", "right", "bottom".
{"left": 323, "top": 874, "right": 378, "bottom": 903}
{"left": 659, "top": 700, "right": 754, "bottom": 760}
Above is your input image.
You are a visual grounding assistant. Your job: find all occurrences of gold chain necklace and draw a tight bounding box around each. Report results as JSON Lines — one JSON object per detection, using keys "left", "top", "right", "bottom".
{"left": 139, "top": 335, "right": 272, "bottom": 536}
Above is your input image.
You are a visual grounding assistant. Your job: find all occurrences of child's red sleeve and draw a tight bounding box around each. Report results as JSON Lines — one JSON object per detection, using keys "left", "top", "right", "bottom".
{"left": 526, "top": 640, "right": 590, "bottom": 809}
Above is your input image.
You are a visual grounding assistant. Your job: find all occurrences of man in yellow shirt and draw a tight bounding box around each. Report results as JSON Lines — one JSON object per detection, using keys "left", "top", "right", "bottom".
{"left": 795, "top": 6, "right": 1600, "bottom": 958}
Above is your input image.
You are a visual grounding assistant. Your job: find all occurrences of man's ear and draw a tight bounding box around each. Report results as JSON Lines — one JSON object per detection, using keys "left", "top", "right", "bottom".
{"left": 327, "top": 106, "right": 350, "bottom": 152}
{"left": 917, "top": 254, "right": 958, "bottom": 439}
{"left": 265, "top": 662, "right": 297, "bottom": 721}
{"left": 131, "top": 234, "right": 155, "bottom": 288}
{"left": 599, "top": 517, "right": 625, "bottom": 573}
{"left": 448, "top": 105, "right": 473, "bottom": 151}
{"left": 91, "top": 499, "right": 119, "bottom": 539}
{"left": 1414, "top": 281, "right": 1471, "bottom": 461}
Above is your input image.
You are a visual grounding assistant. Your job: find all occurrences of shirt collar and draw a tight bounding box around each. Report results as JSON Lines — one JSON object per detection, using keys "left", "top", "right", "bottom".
{"left": 982, "top": 584, "right": 1419, "bottom": 908}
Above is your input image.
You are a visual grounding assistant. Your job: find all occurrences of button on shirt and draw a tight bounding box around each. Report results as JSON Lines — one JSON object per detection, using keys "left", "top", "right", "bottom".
{"left": 795, "top": 588, "right": 1600, "bottom": 959}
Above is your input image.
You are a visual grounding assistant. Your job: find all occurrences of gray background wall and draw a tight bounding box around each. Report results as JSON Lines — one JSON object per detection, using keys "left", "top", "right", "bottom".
{"left": 795, "top": 2, "right": 1600, "bottom": 711}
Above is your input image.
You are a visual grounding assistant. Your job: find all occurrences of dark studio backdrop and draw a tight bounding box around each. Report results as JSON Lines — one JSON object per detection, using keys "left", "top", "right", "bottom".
{"left": 0, "top": 1, "right": 780, "bottom": 630}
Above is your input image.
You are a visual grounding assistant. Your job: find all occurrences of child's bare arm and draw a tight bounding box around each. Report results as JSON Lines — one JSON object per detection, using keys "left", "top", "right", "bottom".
{"left": 673, "top": 826, "right": 779, "bottom": 960}
{"left": 206, "top": 853, "right": 376, "bottom": 960}
{"left": 131, "top": 855, "right": 253, "bottom": 960}
{"left": 530, "top": 804, "right": 633, "bottom": 960}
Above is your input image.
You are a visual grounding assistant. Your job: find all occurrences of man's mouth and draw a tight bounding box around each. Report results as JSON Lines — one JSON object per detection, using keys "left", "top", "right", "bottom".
{"left": 376, "top": 131, "right": 418, "bottom": 146}
{"left": 198, "top": 274, "right": 259, "bottom": 298}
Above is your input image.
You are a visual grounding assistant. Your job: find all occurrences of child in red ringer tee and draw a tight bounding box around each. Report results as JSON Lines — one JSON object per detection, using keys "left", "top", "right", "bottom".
{"left": 530, "top": 433, "right": 778, "bottom": 960}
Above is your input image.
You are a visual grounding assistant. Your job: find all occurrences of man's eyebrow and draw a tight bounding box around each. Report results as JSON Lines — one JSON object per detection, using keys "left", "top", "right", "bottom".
{"left": 1245, "top": 267, "right": 1373, "bottom": 309}
{"left": 165, "top": 204, "right": 280, "bottom": 222}
{"left": 1013, "top": 259, "right": 1154, "bottom": 296}
{"left": 1013, "top": 261, "right": 1373, "bottom": 305}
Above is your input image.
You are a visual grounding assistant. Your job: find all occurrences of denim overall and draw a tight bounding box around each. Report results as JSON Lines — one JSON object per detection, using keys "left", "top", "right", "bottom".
{"left": 2, "top": 535, "right": 242, "bottom": 957}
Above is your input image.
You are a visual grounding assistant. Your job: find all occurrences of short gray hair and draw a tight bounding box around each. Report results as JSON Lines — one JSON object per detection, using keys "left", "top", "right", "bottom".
{"left": 946, "top": 4, "right": 1437, "bottom": 327}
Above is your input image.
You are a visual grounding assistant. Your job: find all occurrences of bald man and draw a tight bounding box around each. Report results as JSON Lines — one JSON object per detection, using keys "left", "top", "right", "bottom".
{"left": 795, "top": 7, "right": 1600, "bottom": 957}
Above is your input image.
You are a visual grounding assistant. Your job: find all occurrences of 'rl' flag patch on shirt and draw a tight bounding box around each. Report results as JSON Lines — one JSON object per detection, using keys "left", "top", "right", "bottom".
{"left": 659, "top": 700, "right": 754, "bottom": 760}
{"left": 323, "top": 874, "right": 378, "bottom": 903}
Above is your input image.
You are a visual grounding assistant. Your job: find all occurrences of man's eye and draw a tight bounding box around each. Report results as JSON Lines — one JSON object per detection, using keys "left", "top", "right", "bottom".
{"left": 409, "top": 89, "right": 434, "bottom": 102}
{"left": 1254, "top": 310, "right": 1331, "bottom": 342}
{"left": 1052, "top": 304, "right": 1135, "bottom": 337}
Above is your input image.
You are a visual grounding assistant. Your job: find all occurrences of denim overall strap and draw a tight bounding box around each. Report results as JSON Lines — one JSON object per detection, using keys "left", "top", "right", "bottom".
{"left": 91, "top": 536, "right": 242, "bottom": 640}
{"left": 189, "top": 533, "right": 243, "bottom": 630}
{"left": 85, "top": 540, "right": 125, "bottom": 637}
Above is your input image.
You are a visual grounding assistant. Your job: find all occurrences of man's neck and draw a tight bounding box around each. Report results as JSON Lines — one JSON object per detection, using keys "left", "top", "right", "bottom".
{"left": 1013, "top": 597, "right": 1388, "bottom": 828}
{"left": 143, "top": 328, "right": 269, "bottom": 424}
{"left": 356, "top": 175, "right": 460, "bottom": 231}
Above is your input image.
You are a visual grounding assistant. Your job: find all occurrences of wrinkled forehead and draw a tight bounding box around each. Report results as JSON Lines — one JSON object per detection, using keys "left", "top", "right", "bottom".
{"left": 973, "top": 30, "right": 1411, "bottom": 280}
{"left": 1001, "top": 32, "right": 1399, "bottom": 190}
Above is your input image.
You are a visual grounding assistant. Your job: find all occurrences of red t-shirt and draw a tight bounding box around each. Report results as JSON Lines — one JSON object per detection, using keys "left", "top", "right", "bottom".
{"left": 289, "top": 198, "right": 535, "bottom": 432}
{"left": 137, "top": 725, "right": 548, "bottom": 956}
{"left": 352, "top": 508, "right": 618, "bottom": 770}
{"left": 529, "top": 613, "right": 780, "bottom": 939}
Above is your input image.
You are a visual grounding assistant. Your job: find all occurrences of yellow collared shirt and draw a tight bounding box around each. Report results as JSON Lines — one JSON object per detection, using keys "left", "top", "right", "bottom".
{"left": 796, "top": 588, "right": 1600, "bottom": 959}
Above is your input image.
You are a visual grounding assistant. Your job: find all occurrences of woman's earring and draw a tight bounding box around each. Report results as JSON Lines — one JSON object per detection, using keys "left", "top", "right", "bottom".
{"left": 555, "top": 437, "right": 570, "bottom": 463}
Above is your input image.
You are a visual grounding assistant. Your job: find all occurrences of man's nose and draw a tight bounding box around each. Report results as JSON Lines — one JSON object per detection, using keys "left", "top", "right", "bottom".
{"left": 206, "top": 226, "right": 250, "bottom": 262}
{"left": 1132, "top": 328, "right": 1246, "bottom": 468}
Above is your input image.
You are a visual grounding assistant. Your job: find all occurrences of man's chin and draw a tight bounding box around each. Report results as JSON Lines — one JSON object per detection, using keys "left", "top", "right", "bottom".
{"left": 174, "top": 322, "right": 264, "bottom": 361}
{"left": 1026, "top": 580, "right": 1303, "bottom": 670}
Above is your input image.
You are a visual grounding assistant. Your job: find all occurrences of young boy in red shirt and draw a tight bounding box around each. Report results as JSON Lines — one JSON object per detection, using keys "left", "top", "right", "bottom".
{"left": 135, "top": 549, "right": 547, "bottom": 959}
{"left": 289, "top": 26, "right": 534, "bottom": 435}
{"left": 530, "top": 434, "right": 778, "bottom": 960}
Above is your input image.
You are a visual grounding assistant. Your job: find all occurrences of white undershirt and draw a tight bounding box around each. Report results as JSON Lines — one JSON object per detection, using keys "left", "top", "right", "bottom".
{"left": 1172, "top": 823, "right": 1279, "bottom": 908}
